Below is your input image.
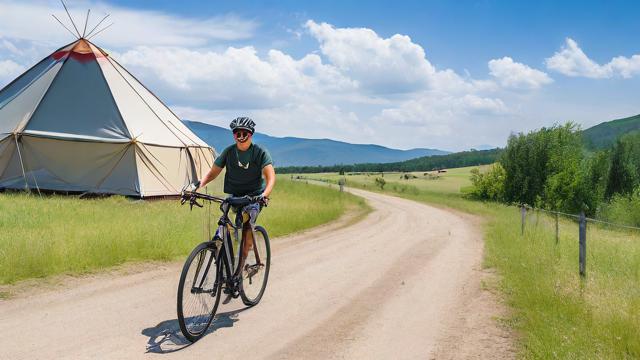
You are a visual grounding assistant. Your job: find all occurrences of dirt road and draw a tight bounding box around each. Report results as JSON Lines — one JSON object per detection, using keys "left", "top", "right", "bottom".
{"left": 0, "top": 188, "right": 513, "bottom": 359}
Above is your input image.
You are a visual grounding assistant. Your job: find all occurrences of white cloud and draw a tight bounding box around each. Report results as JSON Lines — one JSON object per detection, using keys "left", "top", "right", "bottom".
{"left": 489, "top": 56, "right": 553, "bottom": 89}
{"left": 545, "top": 38, "right": 610, "bottom": 78}
{"left": 546, "top": 38, "right": 640, "bottom": 79}
{"left": 0, "top": 1, "right": 257, "bottom": 48}
{"left": 174, "top": 102, "right": 368, "bottom": 142}
{"left": 0, "top": 59, "right": 25, "bottom": 83}
{"left": 374, "top": 93, "right": 507, "bottom": 128}
{"left": 305, "top": 20, "right": 435, "bottom": 94}
{"left": 117, "top": 45, "right": 356, "bottom": 109}
{"left": 608, "top": 55, "right": 640, "bottom": 78}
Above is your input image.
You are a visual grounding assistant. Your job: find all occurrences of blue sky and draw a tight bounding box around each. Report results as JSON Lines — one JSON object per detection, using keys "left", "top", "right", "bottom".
{"left": 1, "top": 0, "right": 639, "bottom": 151}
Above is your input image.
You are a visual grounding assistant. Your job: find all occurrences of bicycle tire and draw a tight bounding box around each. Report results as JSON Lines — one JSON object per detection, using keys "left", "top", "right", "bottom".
{"left": 177, "top": 242, "right": 222, "bottom": 342}
{"left": 240, "top": 226, "right": 271, "bottom": 306}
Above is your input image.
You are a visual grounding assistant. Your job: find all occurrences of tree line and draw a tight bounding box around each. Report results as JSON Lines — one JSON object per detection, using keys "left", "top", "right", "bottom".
{"left": 277, "top": 148, "right": 502, "bottom": 174}
{"left": 469, "top": 122, "right": 640, "bottom": 225}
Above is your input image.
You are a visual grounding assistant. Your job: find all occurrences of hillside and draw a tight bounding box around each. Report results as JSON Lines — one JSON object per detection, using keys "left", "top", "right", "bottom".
{"left": 278, "top": 148, "right": 502, "bottom": 174}
{"left": 183, "top": 120, "right": 449, "bottom": 167}
{"left": 582, "top": 113, "right": 640, "bottom": 149}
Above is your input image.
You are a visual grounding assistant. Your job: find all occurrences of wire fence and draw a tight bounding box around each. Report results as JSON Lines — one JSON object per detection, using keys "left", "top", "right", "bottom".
{"left": 519, "top": 204, "right": 640, "bottom": 277}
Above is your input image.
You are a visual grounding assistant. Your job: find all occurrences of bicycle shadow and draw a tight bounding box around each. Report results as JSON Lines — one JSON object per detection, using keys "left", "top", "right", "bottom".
{"left": 142, "top": 307, "right": 249, "bottom": 354}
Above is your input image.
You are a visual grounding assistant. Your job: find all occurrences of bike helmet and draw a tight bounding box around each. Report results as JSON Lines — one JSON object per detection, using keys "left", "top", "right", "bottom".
{"left": 230, "top": 117, "right": 255, "bottom": 134}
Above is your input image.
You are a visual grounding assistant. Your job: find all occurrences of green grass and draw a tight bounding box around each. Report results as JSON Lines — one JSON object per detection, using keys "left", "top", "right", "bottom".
{"left": 301, "top": 168, "right": 640, "bottom": 359}
{"left": 0, "top": 176, "right": 368, "bottom": 284}
{"left": 292, "top": 165, "right": 486, "bottom": 195}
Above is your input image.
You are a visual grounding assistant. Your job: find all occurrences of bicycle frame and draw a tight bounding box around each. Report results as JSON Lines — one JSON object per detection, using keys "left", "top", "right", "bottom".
{"left": 215, "top": 202, "right": 262, "bottom": 289}
{"left": 184, "top": 191, "right": 262, "bottom": 296}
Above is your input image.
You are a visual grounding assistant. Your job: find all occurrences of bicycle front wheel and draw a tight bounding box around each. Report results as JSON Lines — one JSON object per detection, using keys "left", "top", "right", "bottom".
{"left": 177, "top": 242, "right": 221, "bottom": 342}
{"left": 240, "top": 226, "right": 271, "bottom": 306}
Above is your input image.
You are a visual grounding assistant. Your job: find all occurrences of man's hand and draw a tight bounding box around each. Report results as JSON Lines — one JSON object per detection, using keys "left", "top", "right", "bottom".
{"left": 186, "top": 180, "right": 201, "bottom": 192}
{"left": 258, "top": 194, "right": 269, "bottom": 207}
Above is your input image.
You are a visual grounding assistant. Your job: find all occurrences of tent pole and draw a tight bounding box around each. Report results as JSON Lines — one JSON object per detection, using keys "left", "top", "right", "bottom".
{"left": 13, "top": 134, "right": 28, "bottom": 191}
{"left": 51, "top": 14, "right": 79, "bottom": 39}
{"left": 87, "top": 23, "right": 114, "bottom": 40}
{"left": 60, "top": 0, "right": 82, "bottom": 38}
{"left": 14, "top": 134, "right": 42, "bottom": 197}
{"left": 85, "top": 14, "right": 109, "bottom": 38}
{"left": 82, "top": 9, "right": 90, "bottom": 38}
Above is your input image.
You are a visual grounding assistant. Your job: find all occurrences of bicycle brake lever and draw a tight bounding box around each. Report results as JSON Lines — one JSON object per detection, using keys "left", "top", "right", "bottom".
{"left": 189, "top": 197, "right": 203, "bottom": 210}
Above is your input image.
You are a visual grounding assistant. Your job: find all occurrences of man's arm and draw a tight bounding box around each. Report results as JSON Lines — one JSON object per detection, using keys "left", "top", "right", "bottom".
{"left": 262, "top": 164, "right": 276, "bottom": 198}
{"left": 198, "top": 165, "right": 223, "bottom": 189}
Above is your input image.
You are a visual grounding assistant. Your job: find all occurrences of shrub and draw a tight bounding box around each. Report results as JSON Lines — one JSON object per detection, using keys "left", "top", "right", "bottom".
{"left": 598, "top": 186, "right": 640, "bottom": 227}
{"left": 468, "top": 163, "right": 506, "bottom": 201}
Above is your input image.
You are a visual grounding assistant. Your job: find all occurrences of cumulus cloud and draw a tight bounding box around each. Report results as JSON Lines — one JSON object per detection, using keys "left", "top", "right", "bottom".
{"left": 489, "top": 57, "right": 553, "bottom": 89}
{"left": 305, "top": 20, "right": 435, "bottom": 94}
{"left": 374, "top": 94, "right": 507, "bottom": 128}
{"left": 546, "top": 38, "right": 640, "bottom": 79}
{"left": 0, "top": 59, "right": 25, "bottom": 83}
{"left": 0, "top": 1, "right": 257, "bottom": 48}
{"left": 117, "top": 45, "right": 356, "bottom": 109}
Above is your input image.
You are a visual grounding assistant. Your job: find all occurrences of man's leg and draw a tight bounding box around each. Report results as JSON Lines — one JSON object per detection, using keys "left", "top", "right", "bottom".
{"left": 238, "top": 204, "right": 260, "bottom": 273}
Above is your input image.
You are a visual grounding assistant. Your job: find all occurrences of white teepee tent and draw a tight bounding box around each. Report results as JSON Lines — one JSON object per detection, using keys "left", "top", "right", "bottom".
{"left": 0, "top": 38, "right": 215, "bottom": 197}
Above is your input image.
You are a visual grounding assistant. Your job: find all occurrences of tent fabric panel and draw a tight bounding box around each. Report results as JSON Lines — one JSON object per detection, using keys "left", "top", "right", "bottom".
{"left": 96, "top": 56, "right": 185, "bottom": 147}
{"left": 188, "top": 146, "right": 215, "bottom": 179}
{"left": 135, "top": 145, "right": 198, "bottom": 196}
{"left": 15, "top": 136, "right": 139, "bottom": 195}
{"left": 0, "top": 55, "right": 62, "bottom": 109}
{"left": 25, "top": 57, "right": 131, "bottom": 140}
{"left": 0, "top": 62, "right": 64, "bottom": 134}
{"left": 0, "top": 135, "right": 24, "bottom": 187}
{"left": 107, "top": 58, "right": 209, "bottom": 147}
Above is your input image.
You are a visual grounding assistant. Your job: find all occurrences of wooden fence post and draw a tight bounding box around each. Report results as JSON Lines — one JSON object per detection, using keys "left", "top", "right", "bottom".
{"left": 579, "top": 211, "right": 587, "bottom": 277}
{"left": 521, "top": 205, "right": 526, "bottom": 236}
{"left": 555, "top": 212, "right": 559, "bottom": 244}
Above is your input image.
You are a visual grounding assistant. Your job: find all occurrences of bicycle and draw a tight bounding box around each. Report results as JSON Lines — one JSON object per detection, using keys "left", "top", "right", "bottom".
{"left": 176, "top": 190, "right": 271, "bottom": 342}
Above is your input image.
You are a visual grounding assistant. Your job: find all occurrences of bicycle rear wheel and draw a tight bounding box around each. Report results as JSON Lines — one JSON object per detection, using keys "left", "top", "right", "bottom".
{"left": 240, "top": 226, "right": 271, "bottom": 306}
{"left": 177, "top": 242, "right": 221, "bottom": 342}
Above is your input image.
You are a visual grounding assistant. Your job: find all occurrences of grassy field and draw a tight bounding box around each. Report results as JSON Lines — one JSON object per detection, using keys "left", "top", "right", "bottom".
{"left": 298, "top": 167, "right": 640, "bottom": 359}
{"left": 298, "top": 166, "right": 484, "bottom": 195}
{"left": 0, "top": 176, "right": 368, "bottom": 285}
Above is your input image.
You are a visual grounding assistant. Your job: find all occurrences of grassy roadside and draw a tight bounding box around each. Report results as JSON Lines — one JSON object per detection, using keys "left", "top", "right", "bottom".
{"left": 0, "top": 176, "right": 368, "bottom": 285}
{"left": 300, "top": 170, "right": 640, "bottom": 358}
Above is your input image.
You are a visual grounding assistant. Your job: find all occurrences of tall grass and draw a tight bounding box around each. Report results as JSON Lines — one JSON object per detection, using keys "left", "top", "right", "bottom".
{"left": 0, "top": 177, "right": 367, "bottom": 284}
{"left": 304, "top": 171, "right": 640, "bottom": 358}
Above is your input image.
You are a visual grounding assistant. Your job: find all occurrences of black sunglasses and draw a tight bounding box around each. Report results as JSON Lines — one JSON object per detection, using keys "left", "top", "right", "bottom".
{"left": 234, "top": 130, "right": 251, "bottom": 137}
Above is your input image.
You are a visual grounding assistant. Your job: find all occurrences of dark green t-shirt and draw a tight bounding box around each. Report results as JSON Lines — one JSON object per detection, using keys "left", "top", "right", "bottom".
{"left": 214, "top": 143, "right": 273, "bottom": 196}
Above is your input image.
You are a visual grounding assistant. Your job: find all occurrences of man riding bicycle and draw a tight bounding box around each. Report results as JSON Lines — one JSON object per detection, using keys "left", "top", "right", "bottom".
{"left": 192, "top": 117, "right": 275, "bottom": 274}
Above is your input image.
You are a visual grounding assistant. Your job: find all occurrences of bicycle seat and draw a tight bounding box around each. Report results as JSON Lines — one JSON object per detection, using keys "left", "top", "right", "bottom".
{"left": 225, "top": 196, "right": 253, "bottom": 207}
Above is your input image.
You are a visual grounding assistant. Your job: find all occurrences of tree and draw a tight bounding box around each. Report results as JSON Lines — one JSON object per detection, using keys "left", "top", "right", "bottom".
{"left": 605, "top": 133, "right": 640, "bottom": 199}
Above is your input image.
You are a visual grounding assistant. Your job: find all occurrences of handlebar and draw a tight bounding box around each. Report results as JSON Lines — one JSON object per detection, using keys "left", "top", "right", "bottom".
{"left": 180, "top": 190, "right": 268, "bottom": 210}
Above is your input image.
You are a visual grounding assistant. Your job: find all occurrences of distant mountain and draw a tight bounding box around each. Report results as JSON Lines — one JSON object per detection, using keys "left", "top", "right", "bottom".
{"left": 583, "top": 114, "right": 640, "bottom": 149}
{"left": 183, "top": 120, "right": 449, "bottom": 167}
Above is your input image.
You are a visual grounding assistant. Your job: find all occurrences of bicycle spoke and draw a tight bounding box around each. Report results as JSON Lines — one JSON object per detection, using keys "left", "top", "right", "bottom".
{"left": 239, "top": 226, "right": 270, "bottom": 305}
{"left": 178, "top": 245, "right": 220, "bottom": 340}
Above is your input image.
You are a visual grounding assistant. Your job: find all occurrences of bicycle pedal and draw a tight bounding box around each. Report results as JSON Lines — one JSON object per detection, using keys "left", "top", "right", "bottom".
{"left": 222, "top": 293, "right": 233, "bottom": 304}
